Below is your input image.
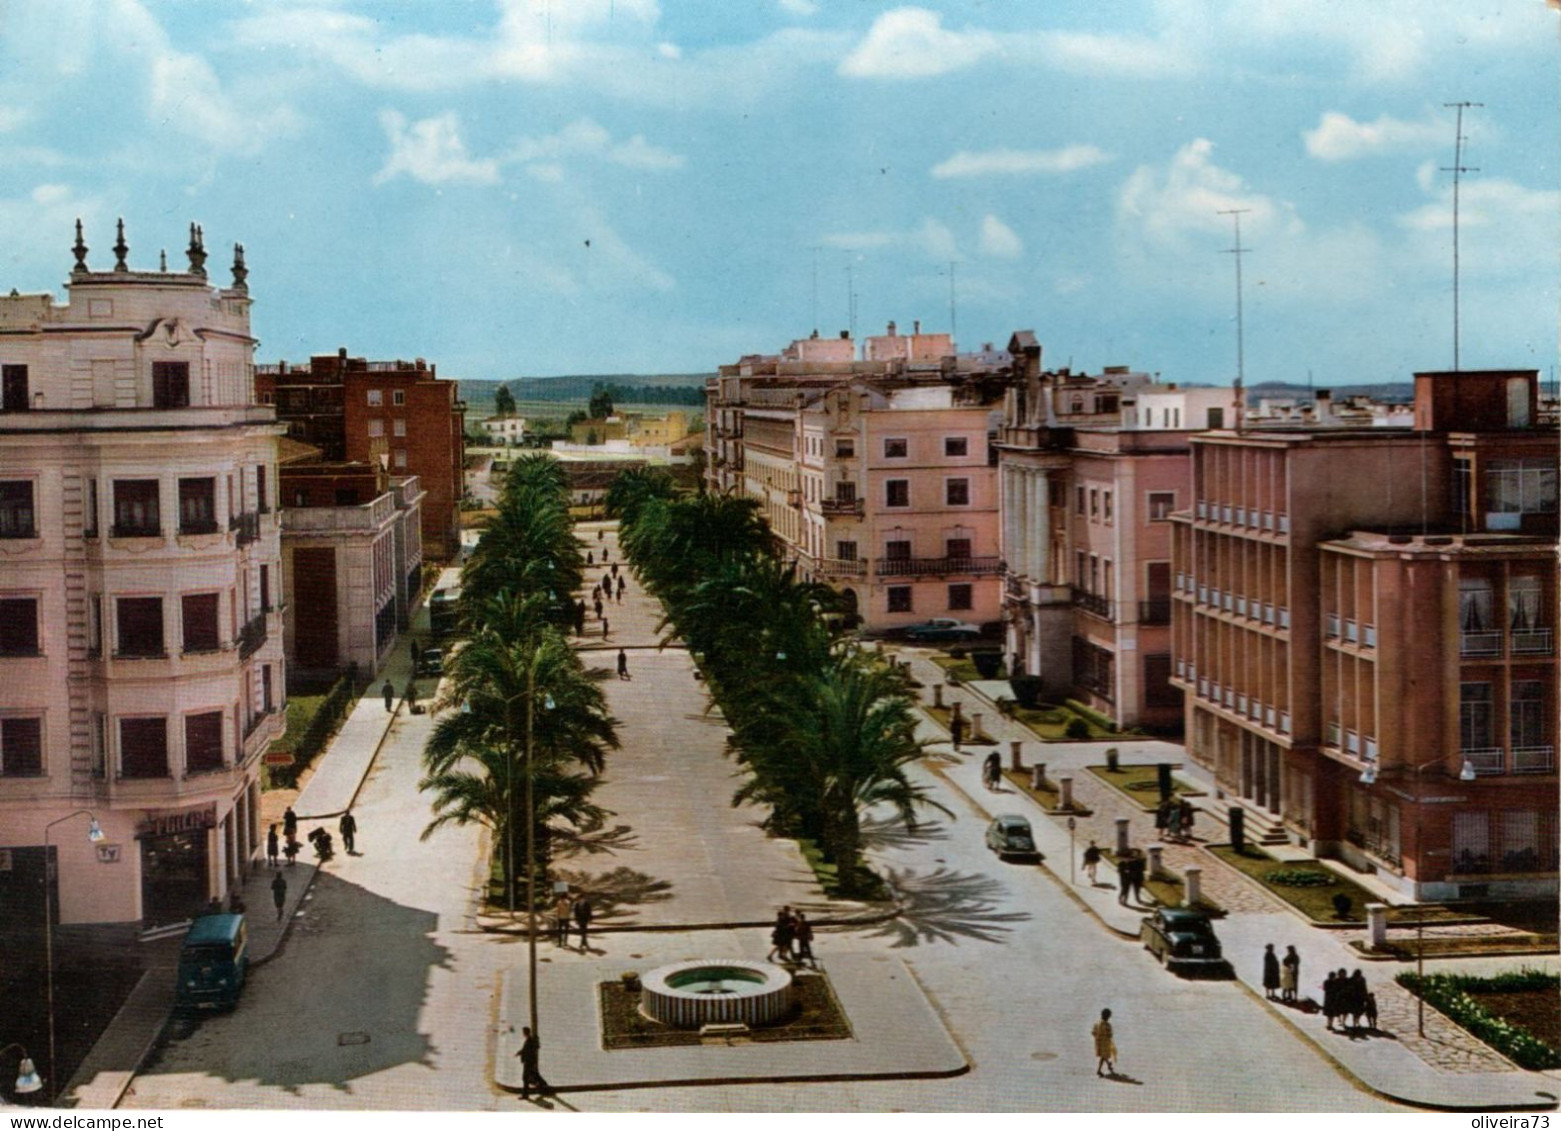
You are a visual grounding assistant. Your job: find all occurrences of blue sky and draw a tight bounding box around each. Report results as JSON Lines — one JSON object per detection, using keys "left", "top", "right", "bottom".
{"left": 1, "top": 1, "right": 1555, "bottom": 383}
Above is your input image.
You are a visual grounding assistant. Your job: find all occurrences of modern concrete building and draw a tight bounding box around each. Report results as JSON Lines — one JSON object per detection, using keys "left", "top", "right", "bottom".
{"left": 996, "top": 335, "right": 1237, "bottom": 729}
{"left": 257, "top": 351, "right": 465, "bottom": 560}
{"left": 0, "top": 221, "right": 284, "bottom": 928}
{"left": 1169, "top": 368, "right": 1557, "bottom": 900}
{"left": 707, "top": 325, "right": 1011, "bottom": 632}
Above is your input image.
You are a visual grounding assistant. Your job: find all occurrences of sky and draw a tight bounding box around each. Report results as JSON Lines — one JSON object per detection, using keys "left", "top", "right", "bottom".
{"left": 0, "top": 1, "right": 1556, "bottom": 385}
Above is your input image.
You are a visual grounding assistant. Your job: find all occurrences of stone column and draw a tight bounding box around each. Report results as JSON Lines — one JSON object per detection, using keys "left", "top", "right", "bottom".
{"left": 950, "top": 701, "right": 963, "bottom": 722}
{"left": 1115, "top": 816, "right": 1131, "bottom": 856}
{"left": 972, "top": 712, "right": 984, "bottom": 740}
{"left": 1147, "top": 844, "right": 1164, "bottom": 879}
{"left": 1031, "top": 765, "right": 1045, "bottom": 792}
{"left": 1032, "top": 471, "right": 1051, "bottom": 584}
{"left": 1059, "top": 775, "right": 1074, "bottom": 811}
{"left": 933, "top": 684, "right": 944, "bottom": 709}
{"left": 1009, "top": 740, "right": 1023, "bottom": 771}
{"left": 1184, "top": 866, "right": 1202, "bottom": 907}
{"left": 1366, "top": 903, "right": 1388, "bottom": 950}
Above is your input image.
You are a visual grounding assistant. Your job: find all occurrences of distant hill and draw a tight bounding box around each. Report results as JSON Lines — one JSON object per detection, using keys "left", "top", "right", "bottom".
{"left": 1244, "top": 381, "right": 1415, "bottom": 403}
{"left": 463, "top": 373, "right": 712, "bottom": 401}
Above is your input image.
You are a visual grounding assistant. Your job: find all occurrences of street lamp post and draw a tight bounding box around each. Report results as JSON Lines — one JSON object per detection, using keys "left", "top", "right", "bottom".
{"left": 42, "top": 810, "right": 103, "bottom": 1105}
{"left": 0, "top": 1044, "right": 43, "bottom": 1100}
{"left": 1360, "top": 755, "right": 1476, "bottom": 1036}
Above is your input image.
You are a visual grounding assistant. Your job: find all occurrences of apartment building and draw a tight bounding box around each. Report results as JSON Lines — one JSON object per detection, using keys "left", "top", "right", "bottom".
{"left": 1170, "top": 369, "right": 1557, "bottom": 900}
{"left": 707, "top": 324, "right": 1010, "bottom": 631}
{"left": 257, "top": 350, "right": 465, "bottom": 559}
{"left": 997, "top": 334, "right": 1236, "bottom": 729}
{"left": 0, "top": 222, "right": 284, "bottom": 928}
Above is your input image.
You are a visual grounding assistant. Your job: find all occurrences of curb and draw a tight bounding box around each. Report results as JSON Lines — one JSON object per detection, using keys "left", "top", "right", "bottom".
{"left": 295, "top": 698, "right": 404, "bottom": 822}
{"left": 473, "top": 906, "right": 902, "bottom": 937}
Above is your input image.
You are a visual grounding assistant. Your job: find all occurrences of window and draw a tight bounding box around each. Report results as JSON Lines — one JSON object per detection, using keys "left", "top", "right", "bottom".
{"left": 946, "top": 478, "right": 970, "bottom": 506}
{"left": 178, "top": 477, "right": 217, "bottom": 534}
{"left": 256, "top": 464, "right": 268, "bottom": 514}
{"left": 1089, "top": 489, "right": 1099, "bottom": 518}
{"left": 1143, "top": 653, "right": 1181, "bottom": 708}
{"left": 834, "top": 482, "right": 856, "bottom": 503}
{"left": 2, "top": 364, "right": 28, "bottom": 412}
{"left": 945, "top": 537, "right": 972, "bottom": 560}
{"left": 368, "top": 419, "right": 385, "bottom": 438}
{"left": 1103, "top": 491, "right": 1113, "bottom": 523}
{"left": 113, "top": 479, "right": 160, "bottom": 537}
{"left": 836, "top": 540, "right": 857, "bottom": 561}
{"left": 947, "top": 583, "right": 973, "bottom": 610}
{"left": 119, "top": 717, "right": 168, "bottom": 778}
{"left": 0, "top": 481, "right": 36, "bottom": 538}
{"left": 181, "top": 594, "right": 220, "bottom": 653}
{"left": 887, "top": 586, "right": 913, "bottom": 613}
{"left": 1459, "top": 682, "right": 1493, "bottom": 751}
{"left": 260, "top": 564, "right": 271, "bottom": 612}
{"left": 1487, "top": 460, "right": 1558, "bottom": 515}
{"left": 116, "top": 597, "right": 164, "bottom": 657}
{"left": 0, "top": 598, "right": 40, "bottom": 655}
{"left": 1509, "top": 575, "right": 1543, "bottom": 631}
{"left": 1076, "top": 550, "right": 1087, "bottom": 587}
{"left": 885, "top": 539, "right": 911, "bottom": 560}
{"left": 394, "top": 450, "right": 408, "bottom": 470}
{"left": 367, "top": 388, "right": 383, "bottom": 406}
{"left": 1049, "top": 479, "right": 1066, "bottom": 508}
{"left": 185, "top": 711, "right": 225, "bottom": 773}
{"left": 944, "top": 437, "right": 968, "bottom": 458}
{"left": 884, "top": 438, "right": 908, "bottom": 459}
{"left": 392, "top": 389, "right": 406, "bottom": 406}
{"left": 1206, "top": 407, "right": 1225, "bottom": 429}
{"left": 0, "top": 717, "right": 42, "bottom": 775}
{"left": 886, "top": 479, "right": 909, "bottom": 507}
{"left": 85, "top": 478, "right": 98, "bottom": 538}
{"left": 1072, "top": 636, "right": 1115, "bottom": 700}
{"left": 151, "top": 361, "right": 189, "bottom": 409}
{"left": 1511, "top": 680, "right": 1548, "bottom": 750}
{"left": 393, "top": 419, "right": 407, "bottom": 437}
{"left": 835, "top": 440, "right": 854, "bottom": 458}
{"left": 1075, "top": 486, "right": 1086, "bottom": 516}
{"left": 1148, "top": 491, "right": 1176, "bottom": 521}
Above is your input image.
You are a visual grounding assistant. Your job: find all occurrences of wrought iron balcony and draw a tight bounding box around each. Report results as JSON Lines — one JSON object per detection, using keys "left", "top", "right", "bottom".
{"left": 230, "top": 511, "right": 260, "bottom": 547}
{"left": 1513, "top": 746, "right": 1555, "bottom": 774}
{"left": 820, "top": 497, "right": 864, "bottom": 517}
{"left": 238, "top": 612, "right": 268, "bottom": 659}
{"left": 875, "top": 555, "right": 1002, "bottom": 578}
{"left": 1512, "top": 628, "right": 1554, "bottom": 656}
{"left": 1072, "top": 590, "right": 1114, "bottom": 619}
{"left": 1460, "top": 747, "right": 1505, "bottom": 776}
{"left": 1459, "top": 631, "right": 1502, "bottom": 658}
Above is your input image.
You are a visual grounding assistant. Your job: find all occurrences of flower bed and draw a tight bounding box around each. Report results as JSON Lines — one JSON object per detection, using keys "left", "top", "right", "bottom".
{"left": 1085, "top": 764, "right": 1202, "bottom": 811}
{"left": 1395, "top": 970, "right": 1561, "bottom": 1069}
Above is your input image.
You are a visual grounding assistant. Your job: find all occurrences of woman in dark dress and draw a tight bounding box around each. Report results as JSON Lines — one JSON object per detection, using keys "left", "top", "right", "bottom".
{"left": 1261, "top": 943, "right": 1281, "bottom": 1000}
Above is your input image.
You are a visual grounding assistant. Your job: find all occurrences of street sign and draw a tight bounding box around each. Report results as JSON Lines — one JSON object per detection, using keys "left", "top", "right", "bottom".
{"left": 263, "top": 750, "right": 295, "bottom": 766}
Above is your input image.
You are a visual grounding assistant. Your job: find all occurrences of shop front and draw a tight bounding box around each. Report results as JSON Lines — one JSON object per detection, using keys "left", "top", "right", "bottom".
{"left": 138, "top": 805, "right": 216, "bottom": 928}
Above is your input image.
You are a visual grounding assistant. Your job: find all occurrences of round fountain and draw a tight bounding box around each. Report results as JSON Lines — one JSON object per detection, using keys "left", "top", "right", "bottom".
{"left": 639, "top": 959, "right": 794, "bottom": 1029}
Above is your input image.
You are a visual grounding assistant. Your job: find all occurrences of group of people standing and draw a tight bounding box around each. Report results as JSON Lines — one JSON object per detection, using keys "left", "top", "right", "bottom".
{"left": 1261, "top": 942, "right": 1303, "bottom": 1003}
{"left": 765, "top": 905, "right": 817, "bottom": 967}
{"left": 552, "top": 893, "right": 595, "bottom": 951}
{"left": 1153, "top": 795, "right": 1197, "bottom": 842}
{"left": 1261, "top": 945, "right": 1374, "bottom": 1031}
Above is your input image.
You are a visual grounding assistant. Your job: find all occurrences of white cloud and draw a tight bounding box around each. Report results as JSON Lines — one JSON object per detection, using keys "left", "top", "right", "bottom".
{"left": 1036, "top": 29, "right": 1189, "bottom": 78}
{"left": 373, "top": 111, "right": 500, "bottom": 186}
{"left": 979, "top": 215, "right": 1023, "bottom": 259}
{"left": 1398, "top": 177, "right": 1561, "bottom": 239}
{"left": 932, "top": 145, "right": 1112, "bottom": 179}
{"left": 656, "top": 42, "right": 681, "bottom": 59}
{"left": 779, "top": 0, "right": 819, "bottom": 15}
{"left": 30, "top": 183, "right": 71, "bottom": 206}
{"left": 1303, "top": 111, "right": 1442, "bottom": 161}
{"left": 916, "top": 217, "right": 957, "bottom": 260}
{"left": 819, "top": 231, "right": 898, "bottom": 250}
{"left": 0, "top": 106, "right": 28, "bottom": 132}
{"left": 839, "top": 8, "right": 998, "bottom": 79}
{"left": 506, "top": 118, "right": 684, "bottom": 176}
{"left": 1117, "top": 138, "right": 1300, "bottom": 251}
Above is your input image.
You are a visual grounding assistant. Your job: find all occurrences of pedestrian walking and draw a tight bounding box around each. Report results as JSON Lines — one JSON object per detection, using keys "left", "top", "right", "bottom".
{"left": 1082, "top": 840, "right": 1101, "bottom": 885}
{"left": 616, "top": 576, "right": 625, "bottom": 601}
{"left": 611, "top": 562, "right": 618, "bottom": 578}
{"left": 587, "top": 551, "right": 594, "bottom": 565}
{"left": 767, "top": 906, "right": 795, "bottom": 963}
{"left": 602, "top": 547, "right": 609, "bottom": 562}
{"left": 553, "top": 893, "right": 572, "bottom": 947}
{"left": 283, "top": 806, "right": 298, "bottom": 843}
{"left": 949, "top": 714, "right": 966, "bottom": 751}
{"left": 594, "top": 596, "right": 603, "bottom": 620}
{"left": 573, "top": 895, "right": 593, "bottom": 951}
{"left": 271, "top": 871, "right": 287, "bottom": 923}
{"left": 617, "top": 649, "right": 630, "bottom": 680}
{"left": 983, "top": 751, "right": 1001, "bottom": 790}
{"left": 383, "top": 679, "right": 395, "bottom": 712}
{"left": 601, "top": 616, "right": 609, "bottom": 638}
{"left": 1117, "top": 856, "right": 1132, "bottom": 906}
{"left": 597, "top": 527, "right": 604, "bottom": 541}
{"left": 266, "top": 823, "right": 280, "bottom": 868}
{"left": 340, "top": 810, "right": 358, "bottom": 854}
{"left": 1092, "top": 1008, "right": 1117, "bottom": 1077}
{"left": 793, "top": 911, "right": 815, "bottom": 967}
{"left": 1262, "top": 943, "right": 1281, "bottom": 1000}
{"left": 514, "top": 1027, "right": 551, "bottom": 1099}
{"left": 1280, "top": 944, "right": 1301, "bottom": 1005}
{"left": 404, "top": 679, "right": 418, "bottom": 711}
{"left": 1126, "top": 853, "right": 1146, "bottom": 904}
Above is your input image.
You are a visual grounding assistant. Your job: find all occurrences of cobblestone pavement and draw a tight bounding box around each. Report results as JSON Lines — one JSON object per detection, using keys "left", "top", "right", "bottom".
{"left": 892, "top": 649, "right": 1526, "bottom": 1077}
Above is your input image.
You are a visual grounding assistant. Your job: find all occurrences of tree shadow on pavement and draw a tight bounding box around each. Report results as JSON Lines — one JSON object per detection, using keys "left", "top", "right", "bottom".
{"left": 552, "top": 865, "right": 674, "bottom": 923}
{"left": 858, "top": 815, "right": 951, "bottom": 853}
{"left": 845, "top": 865, "right": 1031, "bottom": 948}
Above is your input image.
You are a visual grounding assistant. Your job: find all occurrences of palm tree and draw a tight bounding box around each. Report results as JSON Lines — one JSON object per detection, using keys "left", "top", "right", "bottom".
{"left": 604, "top": 465, "right": 677, "bottom": 529}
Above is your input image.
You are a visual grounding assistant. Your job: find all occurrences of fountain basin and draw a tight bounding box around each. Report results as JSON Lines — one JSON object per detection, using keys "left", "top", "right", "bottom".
{"left": 639, "top": 959, "right": 794, "bottom": 1028}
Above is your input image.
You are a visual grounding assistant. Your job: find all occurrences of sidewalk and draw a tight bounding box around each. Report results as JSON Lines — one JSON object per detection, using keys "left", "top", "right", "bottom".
{"left": 893, "top": 646, "right": 1559, "bottom": 1113}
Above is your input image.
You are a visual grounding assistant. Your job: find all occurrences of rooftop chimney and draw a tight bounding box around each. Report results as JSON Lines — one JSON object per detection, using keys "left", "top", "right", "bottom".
{"left": 886, "top": 321, "right": 897, "bottom": 336}
{"left": 913, "top": 320, "right": 921, "bottom": 334}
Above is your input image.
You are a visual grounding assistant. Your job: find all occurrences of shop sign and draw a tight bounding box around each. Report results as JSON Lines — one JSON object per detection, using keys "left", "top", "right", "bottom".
{"left": 137, "top": 804, "right": 218, "bottom": 840}
{"left": 96, "top": 843, "right": 123, "bottom": 863}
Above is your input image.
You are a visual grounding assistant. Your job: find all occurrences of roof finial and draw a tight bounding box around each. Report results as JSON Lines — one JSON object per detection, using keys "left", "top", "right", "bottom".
{"left": 186, "top": 222, "right": 207, "bottom": 278}
{"left": 160, "top": 249, "right": 167, "bottom": 272}
{"left": 72, "top": 218, "right": 89, "bottom": 273}
{"left": 231, "top": 242, "right": 248, "bottom": 292}
{"left": 113, "top": 218, "right": 129, "bottom": 272}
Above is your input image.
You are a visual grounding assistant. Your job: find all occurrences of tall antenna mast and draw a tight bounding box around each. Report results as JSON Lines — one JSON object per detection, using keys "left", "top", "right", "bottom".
{"left": 1218, "top": 208, "right": 1252, "bottom": 432}
{"left": 1443, "top": 101, "right": 1482, "bottom": 371}
{"left": 844, "top": 258, "right": 858, "bottom": 349}
{"left": 948, "top": 261, "right": 957, "bottom": 347}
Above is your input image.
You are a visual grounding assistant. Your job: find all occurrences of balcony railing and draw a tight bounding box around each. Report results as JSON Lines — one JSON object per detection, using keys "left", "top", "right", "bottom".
{"left": 238, "top": 612, "right": 268, "bottom": 659}
{"left": 230, "top": 511, "right": 260, "bottom": 547}
{"left": 1461, "top": 747, "right": 1505, "bottom": 776}
{"left": 1460, "top": 631, "right": 1502, "bottom": 657}
{"left": 1072, "top": 590, "right": 1113, "bottom": 619}
{"left": 816, "top": 557, "right": 866, "bottom": 577}
{"left": 110, "top": 524, "right": 161, "bottom": 539}
{"left": 1512, "top": 628, "right": 1554, "bottom": 656}
{"left": 1138, "top": 598, "right": 1172, "bottom": 625}
{"left": 1513, "top": 746, "right": 1556, "bottom": 774}
{"left": 819, "top": 497, "right": 864, "bottom": 517}
{"left": 875, "top": 555, "right": 1002, "bottom": 578}
{"left": 179, "top": 518, "right": 220, "bottom": 536}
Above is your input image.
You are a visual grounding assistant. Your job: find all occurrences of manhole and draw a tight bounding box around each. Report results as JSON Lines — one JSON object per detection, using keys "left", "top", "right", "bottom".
{"left": 338, "top": 1031, "right": 372, "bottom": 1046}
{"left": 1030, "top": 1051, "right": 1057, "bottom": 1062}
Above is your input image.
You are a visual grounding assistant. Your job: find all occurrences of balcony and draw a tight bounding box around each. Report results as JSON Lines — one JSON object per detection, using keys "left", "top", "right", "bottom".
{"left": 1072, "top": 590, "right": 1113, "bottom": 619}
{"left": 1513, "top": 746, "right": 1556, "bottom": 774}
{"left": 1461, "top": 748, "right": 1505, "bottom": 776}
{"left": 230, "top": 511, "right": 260, "bottom": 547}
{"left": 238, "top": 612, "right": 268, "bottom": 659}
{"left": 1459, "top": 631, "right": 1502, "bottom": 658}
{"left": 876, "top": 555, "right": 1002, "bottom": 578}
{"left": 819, "top": 497, "right": 864, "bottom": 517}
{"left": 1138, "top": 598, "right": 1172, "bottom": 625}
{"left": 816, "top": 556, "right": 866, "bottom": 578}
{"left": 1512, "top": 628, "right": 1554, "bottom": 656}
{"left": 110, "top": 524, "right": 161, "bottom": 539}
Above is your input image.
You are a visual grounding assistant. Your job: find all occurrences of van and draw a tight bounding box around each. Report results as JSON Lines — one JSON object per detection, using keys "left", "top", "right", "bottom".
{"left": 176, "top": 913, "right": 249, "bottom": 1012}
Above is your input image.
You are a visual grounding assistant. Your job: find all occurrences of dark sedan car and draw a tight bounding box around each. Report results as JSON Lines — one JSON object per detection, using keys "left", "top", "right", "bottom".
{"left": 902, "top": 618, "right": 982, "bottom": 643}
{"left": 414, "top": 648, "right": 445, "bottom": 677}
{"left": 1139, "top": 908, "right": 1231, "bottom": 975}
{"left": 985, "top": 814, "right": 1042, "bottom": 863}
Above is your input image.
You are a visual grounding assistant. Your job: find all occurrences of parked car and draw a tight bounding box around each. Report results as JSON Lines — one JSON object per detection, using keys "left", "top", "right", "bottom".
{"left": 985, "top": 814, "right": 1042, "bottom": 862}
{"left": 902, "top": 618, "right": 982, "bottom": 643}
{"left": 1139, "top": 908, "right": 1230, "bottom": 975}
{"left": 429, "top": 588, "right": 461, "bottom": 636}
{"left": 415, "top": 648, "right": 444, "bottom": 677}
{"left": 176, "top": 913, "right": 249, "bottom": 1012}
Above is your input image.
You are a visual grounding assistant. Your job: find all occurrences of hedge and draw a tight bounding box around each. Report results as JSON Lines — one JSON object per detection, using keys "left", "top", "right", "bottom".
{"left": 267, "top": 674, "right": 356, "bottom": 789}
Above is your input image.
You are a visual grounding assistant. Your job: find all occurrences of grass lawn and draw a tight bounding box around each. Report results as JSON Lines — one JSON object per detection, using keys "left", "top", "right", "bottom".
{"left": 797, "top": 837, "right": 891, "bottom": 902}
{"left": 1359, "top": 933, "right": 1560, "bottom": 961}
{"left": 1000, "top": 767, "right": 1093, "bottom": 816}
{"left": 922, "top": 704, "right": 998, "bottom": 744}
{"left": 1100, "top": 847, "right": 1224, "bottom": 915}
{"left": 1208, "top": 845, "right": 1377, "bottom": 923}
{"left": 1005, "top": 703, "right": 1123, "bottom": 741}
{"left": 598, "top": 972, "right": 852, "bottom": 1050}
{"left": 268, "top": 693, "right": 327, "bottom": 755}
{"left": 928, "top": 653, "right": 1006, "bottom": 683}
{"left": 1086, "top": 764, "right": 1204, "bottom": 811}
